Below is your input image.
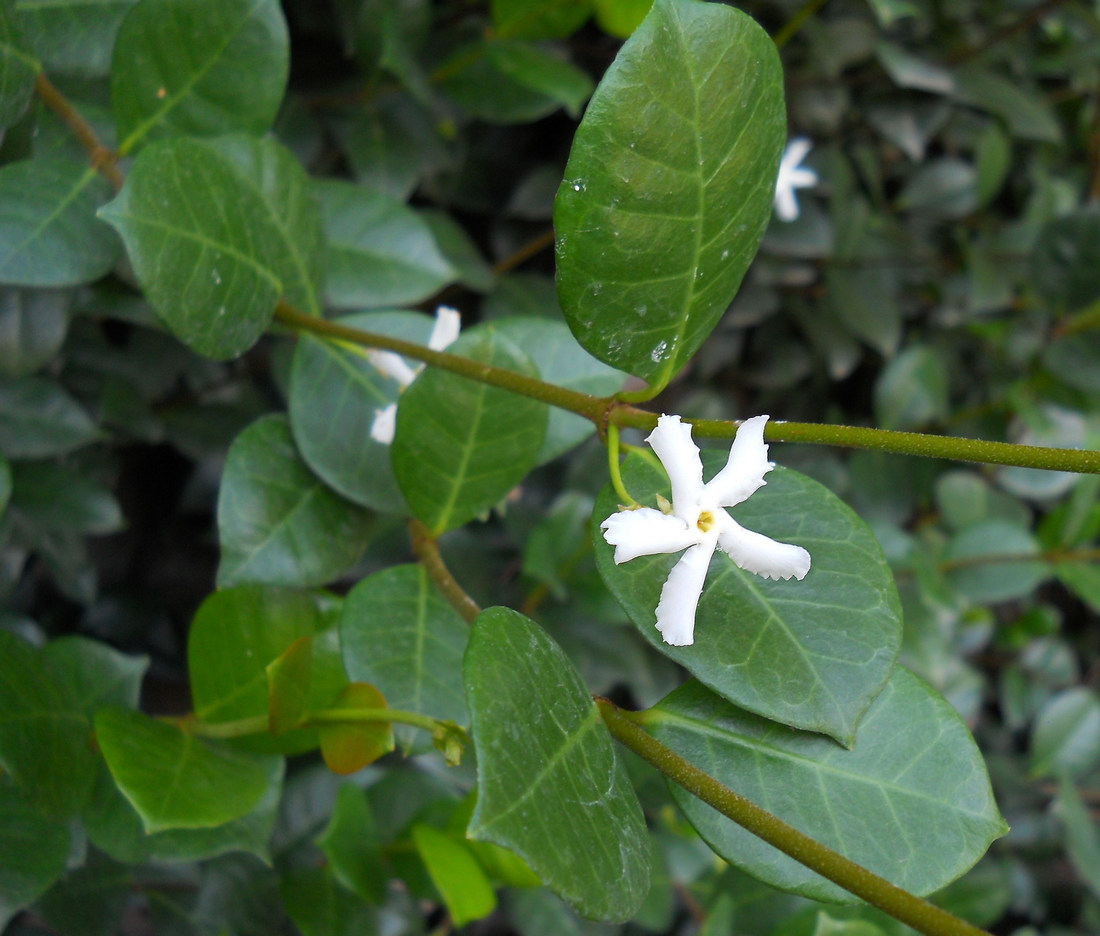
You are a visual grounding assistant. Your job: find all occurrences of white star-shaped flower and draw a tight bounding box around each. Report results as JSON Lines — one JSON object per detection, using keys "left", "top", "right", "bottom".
{"left": 369, "top": 306, "right": 462, "bottom": 444}
{"left": 601, "top": 415, "right": 811, "bottom": 646}
{"left": 773, "top": 137, "right": 817, "bottom": 222}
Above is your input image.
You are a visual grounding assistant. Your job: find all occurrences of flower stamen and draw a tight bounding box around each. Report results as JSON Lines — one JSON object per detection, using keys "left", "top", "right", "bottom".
{"left": 696, "top": 510, "right": 715, "bottom": 532}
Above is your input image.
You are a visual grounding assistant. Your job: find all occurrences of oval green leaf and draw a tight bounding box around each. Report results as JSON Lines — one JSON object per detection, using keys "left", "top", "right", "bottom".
{"left": 464, "top": 606, "right": 650, "bottom": 922}
{"left": 391, "top": 327, "right": 548, "bottom": 534}
{"left": 318, "top": 683, "right": 394, "bottom": 775}
{"left": 554, "top": 0, "right": 785, "bottom": 386}
{"left": 0, "top": 376, "right": 98, "bottom": 458}
{"left": 94, "top": 705, "right": 283, "bottom": 833}
{"left": 217, "top": 414, "right": 375, "bottom": 588}
{"left": 341, "top": 564, "right": 468, "bottom": 754}
{"left": 100, "top": 136, "right": 321, "bottom": 359}
{"left": 112, "top": 0, "right": 289, "bottom": 154}
{"left": 594, "top": 452, "right": 902, "bottom": 745}
{"left": 650, "top": 670, "right": 1007, "bottom": 901}
{"left": 0, "top": 780, "right": 70, "bottom": 929}
{"left": 0, "top": 8, "right": 38, "bottom": 131}
{"left": 413, "top": 824, "right": 497, "bottom": 926}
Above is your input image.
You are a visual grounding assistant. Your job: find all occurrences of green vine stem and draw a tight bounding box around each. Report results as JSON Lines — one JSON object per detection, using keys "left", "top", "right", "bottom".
{"left": 35, "top": 73, "right": 124, "bottom": 191}
{"left": 595, "top": 698, "right": 992, "bottom": 936}
{"left": 407, "top": 518, "right": 483, "bottom": 624}
{"left": 607, "top": 424, "right": 641, "bottom": 507}
{"left": 174, "top": 706, "right": 459, "bottom": 740}
{"left": 275, "top": 301, "right": 1100, "bottom": 476}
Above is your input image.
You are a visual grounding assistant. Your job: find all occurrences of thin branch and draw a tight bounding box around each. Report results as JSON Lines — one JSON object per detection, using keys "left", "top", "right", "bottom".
{"left": 596, "top": 699, "right": 993, "bottom": 936}
{"left": 34, "top": 73, "right": 124, "bottom": 192}
{"left": 407, "top": 518, "right": 482, "bottom": 623}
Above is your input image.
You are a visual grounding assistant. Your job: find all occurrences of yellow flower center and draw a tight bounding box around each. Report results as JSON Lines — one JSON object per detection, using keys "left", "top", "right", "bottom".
{"left": 696, "top": 510, "right": 715, "bottom": 532}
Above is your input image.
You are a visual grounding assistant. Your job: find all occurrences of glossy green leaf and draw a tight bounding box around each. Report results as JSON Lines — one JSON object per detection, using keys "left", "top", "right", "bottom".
{"left": 11, "top": 461, "right": 124, "bottom": 534}
{"left": 318, "top": 683, "right": 394, "bottom": 775}
{"left": 554, "top": 0, "right": 785, "bottom": 385}
{"left": 490, "top": 0, "right": 591, "bottom": 38}
{"left": 188, "top": 584, "right": 347, "bottom": 754}
{"left": 0, "top": 630, "right": 95, "bottom": 817}
{"left": 0, "top": 7, "right": 38, "bottom": 130}
{"left": 437, "top": 44, "right": 566, "bottom": 123}
{"left": 82, "top": 755, "right": 282, "bottom": 865}
{"left": 289, "top": 310, "right": 434, "bottom": 512}
{"left": 112, "top": 0, "right": 289, "bottom": 153}
{"left": 94, "top": 705, "right": 282, "bottom": 833}
{"left": 464, "top": 607, "right": 650, "bottom": 922}
{"left": 1056, "top": 779, "right": 1100, "bottom": 901}
{"left": 492, "top": 316, "right": 624, "bottom": 462}
{"left": 317, "top": 178, "right": 455, "bottom": 309}
{"left": 217, "top": 414, "right": 374, "bottom": 587}
{"left": 0, "top": 287, "right": 70, "bottom": 378}
{"left": 267, "top": 636, "right": 312, "bottom": 736}
{"left": 0, "top": 377, "right": 97, "bottom": 458}
{"left": 0, "top": 779, "right": 70, "bottom": 930}
{"left": 42, "top": 636, "right": 147, "bottom": 714}
{"left": 1030, "top": 688, "right": 1100, "bottom": 779}
{"left": 413, "top": 824, "right": 497, "bottom": 926}
{"left": 420, "top": 209, "right": 494, "bottom": 293}
{"left": 484, "top": 40, "right": 593, "bottom": 118}
{"left": 1056, "top": 560, "right": 1100, "bottom": 614}
{"left": 594, "top": 452, "right": 902, "bottom": 744}
{"left": 0, "top": 158, "right": 118, "bottom": 287}
{"left": 316, "top": 783, "right": 385, "bottom": 903}
{"left": 13, "top": 0, "right": 136, "bottom": 77}
{"left": 650, "top": 669, "right": 1007, "bottom": 901}
{"left": 593, "top": 0, "right": 652, "bottom": 38}
{"left": 341, "top": 564, "right": 468, "bottom": 753}
{"left": 100, "top": 135, "right": 321, "bottom": 359}
{"left": 392, "top": 327, "right": 548, "bottom": 534}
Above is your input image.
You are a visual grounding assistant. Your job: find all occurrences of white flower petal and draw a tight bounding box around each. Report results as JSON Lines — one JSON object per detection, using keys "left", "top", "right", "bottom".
{"left": 774, "top": 138, "right": 816, "bottom": 222}
{"left": 367, "top": 349, "right": 419, "bottom": 386}
{"left": 655, "top": 541, "right": 714, "bottom": 646}
{"left": 428, "top": 306, "right": 461, "bottom": 351}
{"left": 774, "top": 188, "right": 801, "bottom": 222}
{"left": 717, "top": 517, "right": 811, "bottom": 581}
{"left": 704, "top": 414, "right": 774, "bottom": 508}
{"left": 781, "top": 137, "right": 813, "bottom": 170}
{"left": 370, "top": 404, "right": 398, "bottom": 444}
{"left": 601, "top": 508, "right": 700, "bottom": 563}
{"left": 646, "top": 415, "right": 704, "bottom": 519}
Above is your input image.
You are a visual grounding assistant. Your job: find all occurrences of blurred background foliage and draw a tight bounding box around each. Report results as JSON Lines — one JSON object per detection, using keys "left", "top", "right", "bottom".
{"left": 3, "top": 0, "right": 1100, "bottom": 933}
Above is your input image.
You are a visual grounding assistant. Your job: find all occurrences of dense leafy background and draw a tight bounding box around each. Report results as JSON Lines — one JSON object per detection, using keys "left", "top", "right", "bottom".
{"left": 2, "top": 0, "right": 1100, "bottom": 934}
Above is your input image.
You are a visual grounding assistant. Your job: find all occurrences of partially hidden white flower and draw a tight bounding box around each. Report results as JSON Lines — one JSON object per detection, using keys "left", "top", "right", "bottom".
{"left": 600, "top": 415, "right": 811, "bottom": 647}
{"left": 368, "top": 306, "right": 461, "bottom": 444}
{"left": 773, "top": 137, "right": 817, "bottom": 222}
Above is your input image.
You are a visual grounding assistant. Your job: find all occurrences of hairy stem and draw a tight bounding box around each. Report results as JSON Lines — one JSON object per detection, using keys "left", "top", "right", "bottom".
{"left": 408, "top": 518, "right": 483, "bottom": 623}
{"left": 596, "top": 699, "right": 992, "bottom": 936}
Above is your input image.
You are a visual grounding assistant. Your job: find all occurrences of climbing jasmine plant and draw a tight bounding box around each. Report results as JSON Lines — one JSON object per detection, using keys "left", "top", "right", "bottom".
{"left": 3, "top": 0, "right": 1100, "bottom": 935}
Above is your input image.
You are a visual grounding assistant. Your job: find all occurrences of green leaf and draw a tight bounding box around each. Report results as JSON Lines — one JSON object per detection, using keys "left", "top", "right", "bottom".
{"left": 289, "top": 310, "right": 435, "bottom": 512}
{"left": 873, "top": 345, "right": 949, "bottom": 430}
{"left": 944, "top": 519, "right": 1049, "bottom": 604}
{"left": 1056, "top": 561, "right": 1100, "bottom": 614}
{"left": 595, "top": 453, "right": 902, "bottom": 745}
{"left": 94, "top": 705, "right": 283, "bottom": 833}
{"left": 0, "top": 377, "right": 97, "bottom": 458}
{"left": 492, "top": 316, "right": 624, "bottom": 462}
{"left": 12, "top": 0, "right": 137, "bottom": 78}
{"left": 484, "top": 40, "right": 593, "bottom": 118}
{"left": 0, "top": 287, "right": 70, "bottom": 378}
{"left": 391, "top": 327, "right": 548, "bottom": 535}
{"left": 0, "top": 158, "right": 119, "bottom": 287}
{"left": 316, "top": 783, "right": 385, "bottom": 903}
{"left": 279, "top": 866, "right": 379, "bottom": 936}
{"left": 593, "top": 0, "right": 652, "bottom": 38}
{"left": 1030, "top": 210, "right": 1100, "bottom": 315}
{"left": 413, "top": 824, "right": 497, "bottom": 926}
{"left": 217, "top": 414, "right": 374, "bottom": 587}
{"left": 11, "top": 461, "right": 124, "bottom": 534}
{"left": 112, "top": 0, "right": 289, "bottom": 154}
{"left": 437, "top": 45, "right": 566, "bottom": 123}
{"left": 317, "top": 179, "right": 455, "bottom": 309}
{"left": 82, "top": 755, "right": 282, "bottom": 865}
{"left": 0, "top": 630, "right": 95, "bottom": 817}
{"left": 952, "top": 64, "right": 1061, "bottom": 144}
{"left": 420, "top": 209, "right": 495, "bottom": 293}
{"left": 491, "top": 0, "right": 591, "bottom": 38}
{"left": 464, "top": 607, "right": 651, "bottom": 922}
{"left": 318, "top": 683, "right": 395, "bottom": 775}
{"left": 42, "top": 636, "right": 147, "bottom": 714}
{"left": 1030, "top": 688, "right": 1100, "bottom": 780}
{"left": 267, "top": 636, "right": 312, "bottom": 736}
{"left": 0, "top": 7, "right": 38, "bottom": 130}
{"left": 554, "top": 0, "right": 785, "bottom": 386}
{"left": 341, "top": 564, "right": 468, "bottom": 753}
{"left": 100, "top": 135, "right": 321, "bottom": 359}
{"left": 0, "top": 779, "right": 70, "bottom": 929}
{"left": 650, "top": 669, "right": 1007, "bottom": 901}
{"left": 0, "top": 454, "right": 10, "bottom": 516}
{"left": 1056, "top": 778, "right": 1100, "bottom": 902}
{"left": 188, "top": 584, "right": 347, "bottom": 754}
